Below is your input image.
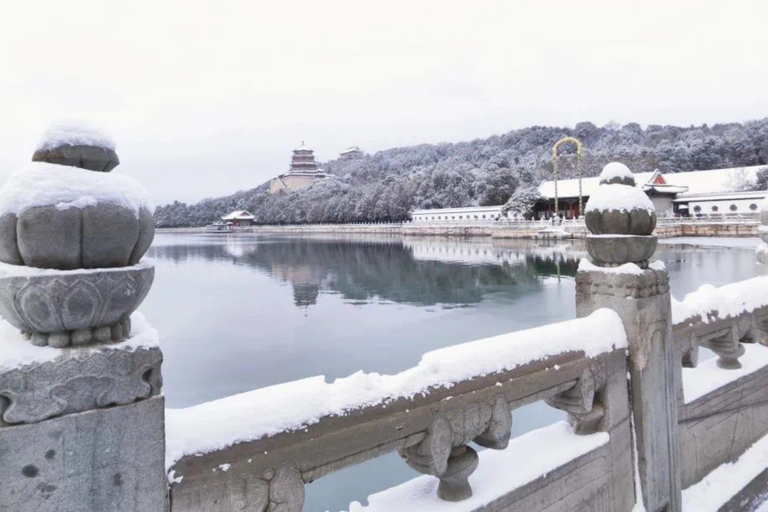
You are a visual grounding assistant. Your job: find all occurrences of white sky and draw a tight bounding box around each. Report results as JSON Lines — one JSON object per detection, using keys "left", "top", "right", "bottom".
{"left": 1, "top": 0, "right": 767, "bottom": 204}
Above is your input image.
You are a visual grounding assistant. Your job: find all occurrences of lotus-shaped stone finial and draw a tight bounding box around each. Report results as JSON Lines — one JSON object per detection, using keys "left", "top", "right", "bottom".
{"left": 584, "top": 162, "right": 657, "bottom": 267}
{"left": 0, "top": 122, "right": 155, "bottom": 347}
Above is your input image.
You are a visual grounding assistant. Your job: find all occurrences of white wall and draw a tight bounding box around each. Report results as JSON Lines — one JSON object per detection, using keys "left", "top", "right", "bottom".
{"left": 412, "top": 206, "right": 502, "bottom": 222}
{"left": 688, "top": 197, "right": 763, "bottom": 216}
{"left": 650, "top": 196, "right": 674, "bottom": 215}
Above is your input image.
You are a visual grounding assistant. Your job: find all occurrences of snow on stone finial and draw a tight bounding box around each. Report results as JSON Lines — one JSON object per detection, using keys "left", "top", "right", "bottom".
{"left": 585, "top": 162, "right": 655, "bottom": 232}
{"left": 599, "top": 162, "right": 635, "bottom": 186}
{"left": 32, "top": 120, "right": 119, "bottom": 172}
{"left": 584, "top": 162, "right": 658, "bottom": 267}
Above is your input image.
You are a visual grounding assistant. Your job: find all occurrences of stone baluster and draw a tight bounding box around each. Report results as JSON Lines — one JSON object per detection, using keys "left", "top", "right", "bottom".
{"left": 398, "top": 394, "right": 512, "bottom": 501}
{"left": 576, "top": 162, "right": 682, "bottom": 512}
{"left": 0, "top": 122, "right": 165, "bottom": 511}
{"left": 545, "top": 361, "right": 606, "bottom": 435}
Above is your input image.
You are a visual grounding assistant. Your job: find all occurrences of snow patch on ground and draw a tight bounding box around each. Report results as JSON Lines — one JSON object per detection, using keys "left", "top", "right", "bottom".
{"left": 165, "top": 309, "right": 626, "bottom": 471}
{"left": 0, "top": 162, "right": 154, "bottom": 217}
{"left": 682, "top": 343, "right": 768, "bottom": 403}
{"left": 671, "top": 276, "right": 768, "bottom": 325}
{"left": 344, "top": 421, "right": 608, "bottom": 512}
{"left": 0, "top": 311, "right": 158, "bottom": 372}
{"left": 585, "top": 183, "right": 655, "bottom": 213}
{"left": 682, "top": 431, "right": 768, "bottom": 512}
{"left": 36, "top": 120, "right": 116, "bottom": 151}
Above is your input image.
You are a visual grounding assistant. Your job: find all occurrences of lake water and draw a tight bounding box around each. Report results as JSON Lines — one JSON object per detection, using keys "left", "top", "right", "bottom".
{"left": 145, "top": 233, "right": 765, "bottom": 511}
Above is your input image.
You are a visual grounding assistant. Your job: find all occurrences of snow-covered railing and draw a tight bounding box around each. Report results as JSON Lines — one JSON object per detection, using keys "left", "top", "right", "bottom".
{"left": 672, "top": 276, "right": 768, "bottom": 371}
{"left": 166, "top": 310, "right": 631, "bottom": 511}
{"left": 670, "top": 276, "right": 768, "bottom": 490}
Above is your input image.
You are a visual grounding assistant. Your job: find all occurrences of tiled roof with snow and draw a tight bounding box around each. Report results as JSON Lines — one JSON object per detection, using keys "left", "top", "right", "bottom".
{"left": 222, "top": 210, "right": 255, "bottom": 220}
{"left": 537, "top": 166, "right": 765, "bottom": 199}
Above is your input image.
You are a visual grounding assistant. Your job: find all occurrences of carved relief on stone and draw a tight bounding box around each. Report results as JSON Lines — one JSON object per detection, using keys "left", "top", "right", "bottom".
{"left": 398, "top": 394, "right": 512, "bottom": 501}
{"left": 545, "top": 363, "right": 606, "bottom": 435}
{"left": 0, "top": 346, "right": 162, "bottom": 426}
{"left": 175, "top": 464, "right": 304, "bottom": 512}
{"left": 0, "top": 266, "right": 153, "bottom": 347}
{"left": 575, "top": 268, "right": 669, "bottom": 300}
{"left": 736, "top": 312, "right": 768, "bottom": 346}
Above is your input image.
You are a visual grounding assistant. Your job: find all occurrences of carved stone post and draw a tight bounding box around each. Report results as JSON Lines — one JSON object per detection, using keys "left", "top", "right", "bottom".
{"left": 0, "top": 123, "right": 165, "bottom": 511}
{"left": 576, "top": 163, "right": 682, "bottom": 512}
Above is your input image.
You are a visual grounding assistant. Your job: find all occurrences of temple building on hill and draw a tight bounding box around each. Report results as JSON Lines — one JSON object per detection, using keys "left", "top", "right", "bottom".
{"left": 339, "top": 146, "right": 364, "bottom": 160}
{"left": 269, "top": 142, "right": 331, "bottom": 194}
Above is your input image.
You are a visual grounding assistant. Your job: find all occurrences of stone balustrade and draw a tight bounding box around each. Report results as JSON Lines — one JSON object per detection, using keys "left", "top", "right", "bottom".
{"left": 166, "top": 312, "right": 630, "bottom": 511}
{"left": 5, "top": 153, "right": 768, "bottom": 512}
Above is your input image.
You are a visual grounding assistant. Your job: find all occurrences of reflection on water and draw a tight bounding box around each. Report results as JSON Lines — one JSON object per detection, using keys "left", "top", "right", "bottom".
{"left": 145, "top": 233, "right": 765, "bottom": 512}
{"left": 149, "top": 235, "right": 582, "bottom": 311}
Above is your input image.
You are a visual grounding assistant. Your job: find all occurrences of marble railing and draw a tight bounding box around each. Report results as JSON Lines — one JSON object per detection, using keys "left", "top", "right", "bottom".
{"left": 166, "top": 312, "right": 633, "bottom": 511}
{"left": 671, "top": 278, "right": 768, "bottom": 489}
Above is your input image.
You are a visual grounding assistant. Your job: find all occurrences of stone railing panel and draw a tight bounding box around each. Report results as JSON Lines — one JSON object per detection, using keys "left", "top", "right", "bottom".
{"left": 677, "top": 351, "right": 768, "bottom": 488}
{"left": 673, "top": 291, "right": 768, "bottom": 489}
{"left": 168, "top": 304, "right": 630, "bottom": 512}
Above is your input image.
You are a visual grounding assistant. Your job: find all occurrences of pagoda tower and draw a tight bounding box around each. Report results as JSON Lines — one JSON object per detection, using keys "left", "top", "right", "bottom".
{"left": 269, "top": 142, "right": 331, "bottom": 194}
{"left": 289, "top": 142, "right": 320, "bottom": 174}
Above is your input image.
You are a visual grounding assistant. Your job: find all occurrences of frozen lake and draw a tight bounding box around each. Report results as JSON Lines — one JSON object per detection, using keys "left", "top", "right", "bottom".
{"left": 145, "top": 233, "right": 766, "bottom": 511}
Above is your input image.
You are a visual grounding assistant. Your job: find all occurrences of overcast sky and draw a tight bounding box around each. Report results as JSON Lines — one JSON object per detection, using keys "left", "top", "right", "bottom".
{"left": 1, "top": 0, "right": 767, "bottom": 204}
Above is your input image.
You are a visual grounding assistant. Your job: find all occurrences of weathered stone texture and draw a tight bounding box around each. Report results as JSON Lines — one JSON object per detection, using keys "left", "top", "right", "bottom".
{"left": 0, "top": 263, "right": 154, "bottom": 343}
{"left": 678, "top": 364, "right": 768, "bottom": 488}
{"left": 32, "top": 144, "right": 120, "bottom": 173}
{"left": 0, "top": 346, "right": 162, "bottom": 426}
{"left": 577, "top": 267, "right": 682, "bottom": 512}
{"left": 0, "top": 396, "right": 166, "bottom": 512}
{"left": 6, "top": 205, "right": 155, "bottom": 270}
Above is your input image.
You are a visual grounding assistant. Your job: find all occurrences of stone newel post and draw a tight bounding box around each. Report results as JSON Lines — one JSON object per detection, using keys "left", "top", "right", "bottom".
{"left": 0, "top": 123, "right": 166, "bottom": 511}
{"left": 576, "top": 163, "right": 682, "bottom": 512}
{"left": 757, "top": 196, "right": 768, "bottom": 265}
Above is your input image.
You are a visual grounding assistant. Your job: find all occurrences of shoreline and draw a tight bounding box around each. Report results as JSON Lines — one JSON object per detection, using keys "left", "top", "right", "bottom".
{"left": 156, "top": 220, "right": 760, "bottom": 239}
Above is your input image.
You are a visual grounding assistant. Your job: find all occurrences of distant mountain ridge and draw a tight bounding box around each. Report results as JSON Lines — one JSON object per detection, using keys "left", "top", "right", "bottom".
{"left": 154, "top": 119, "right": 768, "bottom": 227}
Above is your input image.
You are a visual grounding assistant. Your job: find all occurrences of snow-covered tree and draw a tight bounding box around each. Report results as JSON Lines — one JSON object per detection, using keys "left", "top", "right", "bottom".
{"left": 153, "top": 118, "right": 768, "bottom": 227}
{"left": 502, "top": 186, "right": 541, "bottom": 218}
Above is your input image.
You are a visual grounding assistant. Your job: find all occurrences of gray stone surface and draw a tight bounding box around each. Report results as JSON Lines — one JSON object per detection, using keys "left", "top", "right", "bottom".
{"left": 32, "top": 144, "right": 120, "bottom": 173}
{"left": 586, "top": 235, "right": 657, "bottom": 267}
{"left": 0, "top": 396, "right": 166, "bottom": 512}
{"left": 399, "top": 394, "right": 512, "bottom": 501}
{"left": 131, "top": 207, "right": 156, "bottom": 265}
{"left": 6, "top": 204, "right": 154, "bottom": 270}
{"left": 585, "top": 207, "right": 656, "bottom": 236}
{"left": 0, "top": 345, "right": 162, "bottom": 426}
{"left": 718, "top": 468, "right": 768, "bottom": 512}
{"left": 577, "top": 266, "right": 682, "bottom": 512}
{"left": 81, "top": 203, "right": 141, "bottom": 268}
{"left": 169, "top": 349, "right": 633, "bottom": 512}
{"left": 0, "top": 264, "right": 153, "bottom": 344}
{"left": 17, "top": 206, "right": 82, "bottom": 269}
{"left": 678, "top": 363, "right": 768, "bottom": 488}
{"left": 0, "top": 213, "right": 22, "bottom": 265}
